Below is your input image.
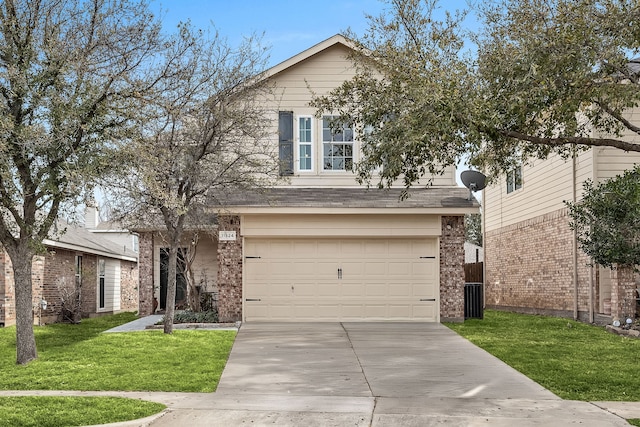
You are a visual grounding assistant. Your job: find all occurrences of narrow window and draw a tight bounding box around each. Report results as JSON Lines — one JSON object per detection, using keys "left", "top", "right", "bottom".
{"left": 322, "top": 116, "right": 354, "bottom": 171}
{"left": 506, "top": 166, "right": 523, "bottom": 194}
{"left": 98, "top": 259, "right": 105, "bottom": 309}
{"left": 278, "top": 111, "right": 294, "bottom": 176}
{"left": 298, "top": 116, "right": 313, "bottom": 171}
{"left": 75, "top": 255, "right": 82, "bottom": 288}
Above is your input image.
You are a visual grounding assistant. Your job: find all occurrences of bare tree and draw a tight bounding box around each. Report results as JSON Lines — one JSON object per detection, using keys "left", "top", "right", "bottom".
{"left": 0, "top": 0, "right": 166, "bottom": 364}
{"left": 110, "top": 24, "right": 279, "bottom": 334}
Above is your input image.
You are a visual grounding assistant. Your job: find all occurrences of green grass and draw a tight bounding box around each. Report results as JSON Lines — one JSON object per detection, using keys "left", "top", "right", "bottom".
{"left": 0, "top": 396, "right": 165, "bottom": 427}
{"left": 0, "top": 312, "right": 236, "bottom": 392}
{"left": 0, "top": 312, "right": 235, "bottom": 426}
{"left": 446, "top": 310, "right": 640, "bottom": 401}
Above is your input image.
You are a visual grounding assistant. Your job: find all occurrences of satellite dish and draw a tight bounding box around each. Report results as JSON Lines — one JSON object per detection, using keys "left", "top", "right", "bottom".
{"left": 460, "top": 170, "right": 487, "bottom": 200}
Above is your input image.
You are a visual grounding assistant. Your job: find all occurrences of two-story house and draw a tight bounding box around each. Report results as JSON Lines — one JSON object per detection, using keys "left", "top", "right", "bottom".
{"left": 483, "top": 109, "right": 640, "bottom": 323}
{"left": 136, "top": 35, "right": 479, "bottom": 323}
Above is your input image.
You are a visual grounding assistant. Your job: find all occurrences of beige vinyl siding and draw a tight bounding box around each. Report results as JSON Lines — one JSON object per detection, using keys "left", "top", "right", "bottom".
{"left": 189, "top": 237, "right": 218, "bottom": 293}
{"left": 241, "top": 214, "right": 442, "bottom": 238}
{"left": 267, "top": 42, "right": 456, "bottom": 187}
{"left": 594, "top": 146, "right": 640, "bottom": 181}
{"left": 593, "top": 107, "right": 640, "bottom": 180}
{"left": 100, "top": 259, "right": 121, "bottom": 312}
{"left": 152, "top": 233, "right": 219, "bottom": 297}
{"left": 484, "top": 150, "right": 594, "bottom": 232}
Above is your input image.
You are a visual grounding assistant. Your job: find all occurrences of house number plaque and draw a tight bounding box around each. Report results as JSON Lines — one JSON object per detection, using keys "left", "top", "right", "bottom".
{"left": 218, "top": 231, "right": 237, "bottom": 241}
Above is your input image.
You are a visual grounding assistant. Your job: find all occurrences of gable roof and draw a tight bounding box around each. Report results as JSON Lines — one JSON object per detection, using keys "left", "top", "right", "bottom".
{"left": 45, "top": 221, "right": 137, "bottom": 262}
{"left": 263, "top": 34, "right": 355, "bottom": 79}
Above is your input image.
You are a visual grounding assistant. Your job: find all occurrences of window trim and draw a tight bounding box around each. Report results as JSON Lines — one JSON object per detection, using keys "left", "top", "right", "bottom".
{"left": 296, "top": 115, "right": 314, "bottom": 173}
{"left": 322, "top": 115, "right": 355, "bottom": 172}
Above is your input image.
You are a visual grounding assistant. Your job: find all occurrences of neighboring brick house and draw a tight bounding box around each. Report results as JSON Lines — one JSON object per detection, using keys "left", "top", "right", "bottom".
{"left": 483, "top": 109, "right": 640, "bottom": 323}
{"left": 137, "top": 35, "right": 479, "bottom": 323}
{"left": 0, "top": 221, "right": 138, "bottom": 326}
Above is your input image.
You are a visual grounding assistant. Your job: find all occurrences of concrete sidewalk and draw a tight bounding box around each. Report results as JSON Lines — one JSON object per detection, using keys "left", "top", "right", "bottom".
{"left": 4, "top": 321, "right": 640, "bottom": 426}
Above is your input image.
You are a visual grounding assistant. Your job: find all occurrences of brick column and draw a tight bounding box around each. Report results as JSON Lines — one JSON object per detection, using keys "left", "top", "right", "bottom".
{"left": 138, "top": 232, "right": 155, "bottom": 316}
{"left": 610, "top": 265, "right": 636, "bottom": 322}
{"left": 217, "top": 216, "right": 243, "bottom": 322}
{"left": 440, "top": 215, "right": 465, "bottom": 322}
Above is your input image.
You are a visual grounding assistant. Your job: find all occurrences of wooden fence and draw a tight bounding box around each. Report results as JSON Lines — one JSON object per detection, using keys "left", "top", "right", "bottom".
{"left": 464, "top": 262, "right": 483, "bottom": 283}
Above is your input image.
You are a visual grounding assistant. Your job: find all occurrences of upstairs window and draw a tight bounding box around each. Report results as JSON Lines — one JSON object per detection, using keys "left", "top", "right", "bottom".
{"left": 298, "top": 116, "right": 313, "bottom": 171}
{"left": 322, "top": 116, "right": 353, "bottom": 171}
{"left": 506, "top": 166, "right": 523, "bottom": 194}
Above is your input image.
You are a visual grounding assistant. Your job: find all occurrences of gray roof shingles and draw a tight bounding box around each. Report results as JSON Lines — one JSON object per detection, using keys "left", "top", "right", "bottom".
{"left": 49, "top": 221, "right": 137, "bottom": 259}
{"left": 211, "top": 186, "right": 479, "bottom": 209}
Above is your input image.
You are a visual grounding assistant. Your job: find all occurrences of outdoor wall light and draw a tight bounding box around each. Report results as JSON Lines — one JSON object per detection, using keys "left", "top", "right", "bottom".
{"left": 40, "top": 299, "right": 47, "bottom": 310}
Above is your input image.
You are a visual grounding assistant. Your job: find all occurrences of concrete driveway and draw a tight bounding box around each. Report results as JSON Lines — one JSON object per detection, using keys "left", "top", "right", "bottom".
{"left": 148, "top": 322, "right": 630, "bottom": 426}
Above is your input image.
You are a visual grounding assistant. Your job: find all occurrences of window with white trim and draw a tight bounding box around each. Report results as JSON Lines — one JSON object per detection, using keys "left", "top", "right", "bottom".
{"left": 322, "top": 116, "right": 354, "bottom": 171}
{"left": 298, "top": 116, "right": 313, "bottom": 171}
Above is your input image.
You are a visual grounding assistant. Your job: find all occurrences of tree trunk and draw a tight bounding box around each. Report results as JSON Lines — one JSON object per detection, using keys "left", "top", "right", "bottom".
{"left": 10, "top": 245, "right": 38, "bottom": 364}
{"left": 163, "top": 244, "right": 178, "bottom": 334}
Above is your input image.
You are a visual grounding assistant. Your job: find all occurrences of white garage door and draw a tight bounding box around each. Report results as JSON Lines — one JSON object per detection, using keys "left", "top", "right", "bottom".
{"left": 244, "top": 238, "right": 438, "bottom": 321}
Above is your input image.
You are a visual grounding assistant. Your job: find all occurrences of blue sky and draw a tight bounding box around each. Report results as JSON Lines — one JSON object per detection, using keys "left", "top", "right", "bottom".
{"left": 151, "top": 0, "right": 474, "bottom": 67}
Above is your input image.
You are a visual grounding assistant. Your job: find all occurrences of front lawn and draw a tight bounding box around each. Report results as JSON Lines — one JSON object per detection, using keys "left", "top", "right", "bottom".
{"left": 0, "top": 312, "right": 236, "bottom": 392}
{"left": 446, "top": 310, "right": 640, "bottom": 401}
{"left": 0, "top": 312, "right": 236, "bottom": 426}
{"left": 0, "top": 396, "right": 165, "bottom": 427}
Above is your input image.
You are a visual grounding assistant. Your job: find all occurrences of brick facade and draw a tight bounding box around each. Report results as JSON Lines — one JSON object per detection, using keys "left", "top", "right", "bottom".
{"left": 0, "top": 252, "right": 14, "bottom": 326}
{"left": 440, "top": 215, "right": 465, "bottom": 322}
{"left": 138, "top": 232, "right": 155, "bottom": 316}
{"left": 485, "top": 208, "right": 606, "bottom": 321}
{"left": 217, "top": 216, "right": 242, "bottom": 322}
{"left": 1, "top": 247, "right": 138, "bottom": 326}
{"left": 120, "top": 260, "right": 139, "bottom": 312}
{"left": 611, "top": 266, "right": 636, "bottom": 321}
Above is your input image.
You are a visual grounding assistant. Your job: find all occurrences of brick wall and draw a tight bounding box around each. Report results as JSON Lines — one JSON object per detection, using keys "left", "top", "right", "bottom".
{"left": 120, "top": 260, "right": 139, "bottom": 312}
{"left": 138, "top": 232, "right": 154, "bottom": 316}
{"left": 0, "top": 252, "right": 14, "bottom": 326}
{"left": 217, "top": 216, "right": 242, "bottom": 322}
{"left": 485, "top": 208, "right": 595, "bottom": 320}
{"left": 1, "top": 246, "right": 138, "bottom": 326}
{"left": 80, "top": 255, "right": 97, "bottom": 317}
{"left": 611, "top": 266, "right": 636, "bottom": 321}
{"left": 440, "top": 215, "right": 465, "bottom": 322}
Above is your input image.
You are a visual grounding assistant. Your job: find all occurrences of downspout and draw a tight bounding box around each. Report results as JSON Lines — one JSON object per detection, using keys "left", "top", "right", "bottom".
{"left": 589, "top": 264, "right": 594, "bottom": 323}
{"left": 572, "top": 148, "right": 579, "bottom": 321}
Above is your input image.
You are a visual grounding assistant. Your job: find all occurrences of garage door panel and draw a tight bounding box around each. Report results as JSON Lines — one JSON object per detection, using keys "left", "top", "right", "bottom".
{"left": 413, "top": 283, "right": 436, "bottom": 297}
{"left": 294, "top": 284, "right": 316, "bottom": 297}
{"left": 341, "top": 304, "right": 365, "bottom": 318}
{"left": 318, "top": 283, "right": 339, "bottom": 296}
{"left": 365, "top": 283, "right": 386, "bottom": 296}
{"left": 342, "top": 283, "right": 365, "bottom": 296}
{"left": 364, "top": 262, "right": 386, "bottom": 276}
{"left": 317, "top": 241, "right": 340, "bottom": 254}
{"left": 244, "top": 237, "right": 438, "bottom": 322}
{"left": 269, "top": 283, "right": 293, "bottom": 297}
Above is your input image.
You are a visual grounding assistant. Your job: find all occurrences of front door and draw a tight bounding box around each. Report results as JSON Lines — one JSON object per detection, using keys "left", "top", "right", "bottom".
{"left": 159, "top": 248, "right": 187, "bottom": 310}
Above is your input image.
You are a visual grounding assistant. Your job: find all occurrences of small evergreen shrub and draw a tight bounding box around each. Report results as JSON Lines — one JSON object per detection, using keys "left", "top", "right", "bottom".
{"left": 173, "top": 310, "right": 219, "bottom": 324}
